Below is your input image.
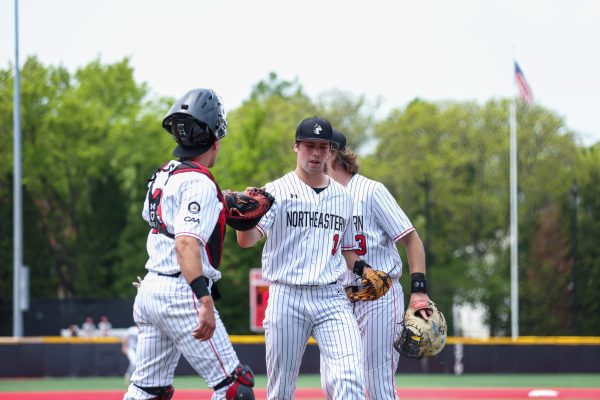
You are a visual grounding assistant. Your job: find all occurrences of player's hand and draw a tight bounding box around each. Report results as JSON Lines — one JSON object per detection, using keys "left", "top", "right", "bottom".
{"left": 132, "top": 276, "right": 143, "bottom": 289}
{"left": 410, "top": 292, "right": 433, "bottom": 320}
{"left": 192, "top": 296, "right": 216, "bottom": 340}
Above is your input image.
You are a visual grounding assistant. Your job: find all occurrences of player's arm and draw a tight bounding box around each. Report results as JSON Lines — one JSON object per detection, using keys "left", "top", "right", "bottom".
{"left": 341, "top": 250, "right": 372, "bottom": 274}
{"left": 173, "top": 176, "right": 222, "bottom": 339}
{"left": 175, "top": 235, "right": 204, "bottom": 281}
{"left": 372, "top": 183, "right": 431, "bottom": 315}
{"left": 236, "top": 228, "right": 263, "bottom": 248}
{"left": 399, "top": 230, "right": 426, "bottom": 275}
{"left": 235, "top": 183, "right": 275, "bottom": 247}
{"left": 175, "top": 235, "right": 216, "bottom": 340}
{"left": 121, "top": 336, "right": 128, "bottom": 354}
{"left": 399, "top": 230, "right": 431, "bottom": 319}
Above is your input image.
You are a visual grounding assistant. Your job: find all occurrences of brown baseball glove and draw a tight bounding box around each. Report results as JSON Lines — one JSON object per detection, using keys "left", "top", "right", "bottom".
{"left": 223, "top": 187, "right": 275, "bottom": 231}
{"left": 347, "top": 266, "right": 393, "bottom": 302}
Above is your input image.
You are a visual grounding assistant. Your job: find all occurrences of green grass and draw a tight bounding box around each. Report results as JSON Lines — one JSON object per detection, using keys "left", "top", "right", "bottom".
{"left": 0, "top": 374, "right": 598, "bottom": 392}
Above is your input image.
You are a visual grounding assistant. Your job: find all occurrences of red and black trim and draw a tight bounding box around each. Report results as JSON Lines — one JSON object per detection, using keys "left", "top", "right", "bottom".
{"left": 146, "top": 160, "right": 226, "bottom": 268}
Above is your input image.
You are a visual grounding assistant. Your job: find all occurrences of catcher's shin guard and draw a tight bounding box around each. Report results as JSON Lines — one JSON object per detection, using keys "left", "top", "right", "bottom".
{"left": 214, "top": 364, "right": 255, "bottom": 400}
{"left": 134, "top": 384, "right": 174, "bottom": 400}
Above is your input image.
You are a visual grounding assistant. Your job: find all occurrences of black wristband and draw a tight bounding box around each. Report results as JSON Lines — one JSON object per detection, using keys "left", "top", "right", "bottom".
{"left": 190, "top": 276, "right": 210, "bottom": 299}
{"left": 410, "top": 272, "right": 427, "bottom": 294}
{"left": 353, "top": 260, "right": 368, "bottom": 276}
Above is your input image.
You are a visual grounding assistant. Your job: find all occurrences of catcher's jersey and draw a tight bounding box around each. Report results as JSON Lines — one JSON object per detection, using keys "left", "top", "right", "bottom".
{"left": 142, "top": 160, "right": 222, "bottom": 282}
{"left": 338, "top": 174, "right": 414, "bottom": 287}
{"left": 257, "top": 171, "right": 355, "bottom": 285}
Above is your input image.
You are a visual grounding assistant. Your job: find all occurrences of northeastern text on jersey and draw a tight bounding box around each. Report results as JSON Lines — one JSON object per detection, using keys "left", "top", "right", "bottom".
{"left": 286, "top": 211, "right": 346, "bottom": 231}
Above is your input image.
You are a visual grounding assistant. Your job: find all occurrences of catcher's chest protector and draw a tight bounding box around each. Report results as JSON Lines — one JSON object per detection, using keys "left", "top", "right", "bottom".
{"left": 147, "top": 160, "right": 226, "bottom": 268}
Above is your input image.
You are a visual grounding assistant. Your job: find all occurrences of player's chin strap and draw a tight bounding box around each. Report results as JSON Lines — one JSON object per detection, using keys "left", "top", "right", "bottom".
{"left": 213, "top": 364, "right": 255, "bottom": 400}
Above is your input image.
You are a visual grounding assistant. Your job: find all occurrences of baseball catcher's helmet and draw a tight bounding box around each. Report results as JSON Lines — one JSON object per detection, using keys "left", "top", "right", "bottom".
{"left": 162, "top": 89, "right": 228, "bottom": 156}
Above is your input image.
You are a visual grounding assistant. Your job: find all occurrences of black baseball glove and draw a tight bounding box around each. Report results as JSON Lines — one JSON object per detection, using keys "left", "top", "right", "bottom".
{"left": 223, "top": 187, "right": 275, "bottom": 231}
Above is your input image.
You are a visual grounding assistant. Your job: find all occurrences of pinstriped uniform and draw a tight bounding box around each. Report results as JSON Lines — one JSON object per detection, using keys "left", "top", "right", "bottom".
{"left": 322, "top": 174, "right": 414, "bottom": 400}
{"left": 124, "top": 160, "right": 239, "bottom": 400}
{"left": 257, "top": 171, "right": 365, "bottom": 400}
{"left": 142, "top": 161, "right": 223, "bottom": 281}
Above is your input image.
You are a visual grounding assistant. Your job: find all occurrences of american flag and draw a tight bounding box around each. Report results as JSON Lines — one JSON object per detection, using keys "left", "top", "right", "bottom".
{"left": 514, "top": 61, "right": 533, "bottom": 103}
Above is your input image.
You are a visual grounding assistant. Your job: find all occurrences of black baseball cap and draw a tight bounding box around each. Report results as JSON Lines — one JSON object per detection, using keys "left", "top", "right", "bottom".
{"left": 332, "top": 129, "right": 347, "bottom": 151}
{"left": 295, "top": 117, "right": 333, "bottom": 142}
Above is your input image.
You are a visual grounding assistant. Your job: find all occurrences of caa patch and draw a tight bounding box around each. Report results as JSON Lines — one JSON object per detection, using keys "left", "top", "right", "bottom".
{"left": 188, "top": 202, "right": 201, "bottom": 214}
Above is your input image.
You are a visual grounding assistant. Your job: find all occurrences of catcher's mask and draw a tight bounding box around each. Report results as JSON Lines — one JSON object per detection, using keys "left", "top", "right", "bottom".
{"left": 162, "top": 88, "right": 227, "bottom": 157}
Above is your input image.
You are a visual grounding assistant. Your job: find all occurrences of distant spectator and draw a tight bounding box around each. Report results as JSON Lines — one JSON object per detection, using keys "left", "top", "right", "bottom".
{"left": 68, "top": 324, "right": 80, "bottom": 337}
{"left": 122, "top": 325, "right": 139, "bottom": 383}
{"left": 81, "top": 316, "right": 96, "bottom": 337}
{"left": 98, "top": 315, "right": 113, "bottom": 336}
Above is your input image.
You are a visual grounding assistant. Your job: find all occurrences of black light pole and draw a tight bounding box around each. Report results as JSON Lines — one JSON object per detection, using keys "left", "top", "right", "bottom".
{"left": 570, "top": 180, "right": 578, "bottom": 335}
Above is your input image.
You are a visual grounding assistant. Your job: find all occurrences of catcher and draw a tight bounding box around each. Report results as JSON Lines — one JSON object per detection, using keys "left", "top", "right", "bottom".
{"left": 125, "top": 88, "right": 257, "bottom": 400}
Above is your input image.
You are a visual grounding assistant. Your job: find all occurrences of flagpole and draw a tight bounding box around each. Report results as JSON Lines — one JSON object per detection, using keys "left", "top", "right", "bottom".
{"left": 509, "top": 57, "right": 533, "bottom": 340}
{"left": 509, "top": 98, "right": 519, "bottom": 339}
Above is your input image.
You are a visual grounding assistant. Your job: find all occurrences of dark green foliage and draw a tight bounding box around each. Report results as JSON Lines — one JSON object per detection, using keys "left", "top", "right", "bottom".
{"left": 575, "top": 146, "right": 600, "bottom": 334}
{"left": 1, "top": 60, "right": 599, "bottom": 336}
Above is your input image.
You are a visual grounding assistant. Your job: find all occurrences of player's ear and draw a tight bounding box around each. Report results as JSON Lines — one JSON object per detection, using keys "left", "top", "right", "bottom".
{"left": 293, "top": 141, "right": 299, "bottom": 153}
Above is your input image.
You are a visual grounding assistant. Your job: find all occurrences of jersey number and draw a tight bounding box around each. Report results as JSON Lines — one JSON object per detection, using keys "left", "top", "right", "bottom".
{"left": 331, "top": 234, "right": 340, "bottom": 255}
{"left": 354, "top": 234, "right": 367, "bottom": 256}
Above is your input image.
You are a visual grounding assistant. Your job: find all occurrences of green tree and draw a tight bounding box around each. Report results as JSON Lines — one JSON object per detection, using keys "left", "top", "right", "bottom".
{"left": 575, "top": 145, "right": 600, "bottom": 334}
{"left": 2, "top": 59, "right": 597, "bottom": 337}
{"left": 315, "top": 88, "right": 381, "bottom": 152}
{"left": 521, "top": 204, "right": 572, "bottom": 334}
{"left": 365, "top": 99, "right": 578, "bottom": 336}
{"left": 0, "top": 56, "right": 160, "bottom": 299}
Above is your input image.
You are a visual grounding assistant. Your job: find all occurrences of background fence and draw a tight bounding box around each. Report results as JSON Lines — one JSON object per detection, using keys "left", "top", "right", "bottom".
{"left": 1, "top": 337, "right": 599, "bottom": 378}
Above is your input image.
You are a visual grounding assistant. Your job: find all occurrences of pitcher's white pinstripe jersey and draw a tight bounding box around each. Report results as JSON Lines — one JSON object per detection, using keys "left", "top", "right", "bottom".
{"left": 256, "top": 171, "right": 355, "bottom": 285}
{"left": 141, "top": 160, "right": 222, "bottom": 282}
{"left": 338, "top": 174, "right": 414, "bottom": 287}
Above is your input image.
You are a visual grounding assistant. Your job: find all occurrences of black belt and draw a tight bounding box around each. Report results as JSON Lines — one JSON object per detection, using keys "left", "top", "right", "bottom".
{"left": 157, "top": 271, "right": 181, "bottom": 278}
{"left": 300, "top": 281, "right": 337, "bottom": 287}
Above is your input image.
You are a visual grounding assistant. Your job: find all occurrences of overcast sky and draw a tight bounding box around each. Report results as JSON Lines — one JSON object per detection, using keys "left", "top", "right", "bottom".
{"left": 1, "top": 0, "right": 599, "bottom": 145}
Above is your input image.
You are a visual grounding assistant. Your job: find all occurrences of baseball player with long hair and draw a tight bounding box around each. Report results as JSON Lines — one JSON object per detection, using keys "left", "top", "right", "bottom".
{"left": 323, "top": 130, "right": 432, "bottom": 400}
{"left": 236, "top": 117, "right": 380, "bottom": 400}
{"left": 124, "top": 89, "right": 255, "bottom": 400}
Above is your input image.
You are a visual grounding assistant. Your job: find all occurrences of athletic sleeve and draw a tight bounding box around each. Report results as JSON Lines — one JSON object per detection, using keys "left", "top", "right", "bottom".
{"left": 256, "top": 181, "right": 278, "bottom": 235}
{"left": 142, "top": 197, "right": 150, "bottom": 223}
{"left": 373, "top": 183, "right": 414, "bottom": 241}
{"left": 141, "top": 181, "right": 152, "bottom": 223}
{"left": 173, "top": 175, "right": 223, "bottom": 245}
